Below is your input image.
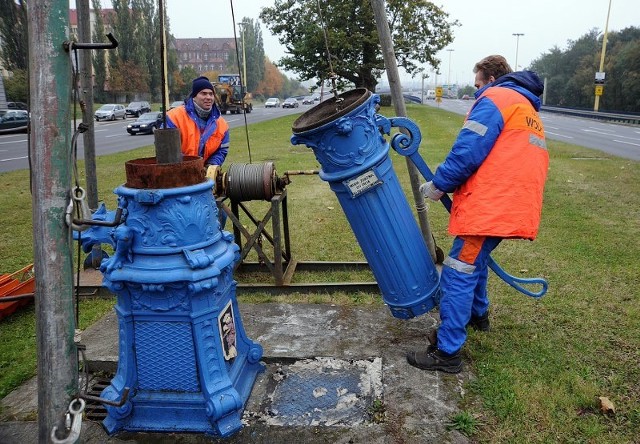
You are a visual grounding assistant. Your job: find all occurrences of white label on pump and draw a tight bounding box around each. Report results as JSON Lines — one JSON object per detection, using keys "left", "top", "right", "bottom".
{"left": 345, "top": 170, "right": 382, "bottom": 198}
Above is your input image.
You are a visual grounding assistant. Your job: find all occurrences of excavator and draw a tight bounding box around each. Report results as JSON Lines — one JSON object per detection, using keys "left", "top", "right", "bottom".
{"left": 213, "top": 74, "right": 253, "bottom": 114}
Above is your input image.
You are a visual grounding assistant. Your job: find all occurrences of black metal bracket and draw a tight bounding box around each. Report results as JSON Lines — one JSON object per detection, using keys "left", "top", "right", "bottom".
{"left": 64, "top": 32, "right": 118, "bottom": 52}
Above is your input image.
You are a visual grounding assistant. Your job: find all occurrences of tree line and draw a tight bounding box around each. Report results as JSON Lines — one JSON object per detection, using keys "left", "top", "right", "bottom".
{"left": 2, "top": 1, "right": 638, "bottom": 111}
{"left": 0, "top": 0, "right": 305, "bottom": 104}
{"left": 529, "top": 26, "right": 640, "bottom": 113}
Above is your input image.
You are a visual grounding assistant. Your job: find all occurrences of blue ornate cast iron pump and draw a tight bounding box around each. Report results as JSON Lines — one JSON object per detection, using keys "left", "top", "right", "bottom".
{"left": 97, "top": 156, "right": 264, "bottom": 437}
{"left": 291, "top": 89, "right": 441, "bottom": 319}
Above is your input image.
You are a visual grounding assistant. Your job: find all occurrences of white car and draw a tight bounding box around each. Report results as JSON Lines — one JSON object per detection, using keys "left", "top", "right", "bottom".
{"left": 95, "top": 104, "right": 126, "bottom": 121}
{"left": 264, "top": 98, "right": 280, "bottom": 108}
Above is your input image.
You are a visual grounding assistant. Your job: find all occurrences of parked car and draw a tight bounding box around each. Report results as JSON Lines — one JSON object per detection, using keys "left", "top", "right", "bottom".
{"left": 282, "top": 98, "right": 299, "bottom": 108}
{"left": 264, "top": 98, "right": 281, "bottom": 108}
{"left": 6, "top": 101, "right": 28, "bottom": 110}
{"left": 95, "top": 104, "right": 126, "bottom": 121}
{"left": 461, "top": 94, "right": 472, "bottom": 100}
{"left": 126, "top": 112, "right": 163, "bottom": 135}
{"left": 169, "top": 100, "right": 184, "bottom": 110}
{"left": 125, "top": 101, "right": 151, "bottom": 117}
{"left": 0, "top": 109, "right": 29, "bottom": 133}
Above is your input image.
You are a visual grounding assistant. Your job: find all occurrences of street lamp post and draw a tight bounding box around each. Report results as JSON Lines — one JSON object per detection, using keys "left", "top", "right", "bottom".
{"left": 421, "top": 72, "right": 428, "bottom": 103}
{"left": 238, "top": 22, "right": 248, "bottom": 90}
{"left": 446, "top": 48, "right": 454, "bottom": 97}
{"left": 512, "top": 33, "right": 524, "bottom": 70}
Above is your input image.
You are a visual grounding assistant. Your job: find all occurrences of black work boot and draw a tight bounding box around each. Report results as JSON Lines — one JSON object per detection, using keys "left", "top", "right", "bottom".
{"left": 467, "top": 311, "right": 490, "bottom": 332}
{"left": 406, "top": 347, "right": 463, "bottom": 373}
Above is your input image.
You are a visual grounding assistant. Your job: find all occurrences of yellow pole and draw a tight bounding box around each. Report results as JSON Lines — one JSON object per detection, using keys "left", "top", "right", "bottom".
{"left": 239, "top": 22, "right": 247, "bottom": 90}
{"left": 594, "top": 0, "right": 612, "bottom": 112}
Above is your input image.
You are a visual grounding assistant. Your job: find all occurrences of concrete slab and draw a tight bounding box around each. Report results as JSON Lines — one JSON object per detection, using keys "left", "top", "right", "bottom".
{"left": 1, "top": 303, "right": 471, "bottom": 443}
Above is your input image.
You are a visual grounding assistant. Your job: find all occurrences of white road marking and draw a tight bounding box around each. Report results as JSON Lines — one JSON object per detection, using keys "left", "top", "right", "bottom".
{"left": 545, "top": 131, "right": 573, "bottom": 139}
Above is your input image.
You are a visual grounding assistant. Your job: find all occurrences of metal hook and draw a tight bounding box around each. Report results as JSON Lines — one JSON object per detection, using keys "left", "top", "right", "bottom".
{"left": 77, "top": 387, "right": 130, "bottom": 408}
{"left": 64, "top": 32, "right": 119, "bottom": 51}
{"left": 50, "top": 398, "right": 85, "bottom": 444}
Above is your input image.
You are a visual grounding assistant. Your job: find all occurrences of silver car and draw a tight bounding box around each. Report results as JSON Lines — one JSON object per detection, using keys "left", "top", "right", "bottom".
{"left": 95, "top": 104, "right": 126, "bottom": 121}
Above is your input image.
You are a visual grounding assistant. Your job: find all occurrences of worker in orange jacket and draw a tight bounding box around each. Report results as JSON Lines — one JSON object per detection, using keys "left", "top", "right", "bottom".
{"left": 165, "top": 76, "right": 230, "bottom": 167}
{"left": 407, "top": 55, "right": 549, "bottom": 373}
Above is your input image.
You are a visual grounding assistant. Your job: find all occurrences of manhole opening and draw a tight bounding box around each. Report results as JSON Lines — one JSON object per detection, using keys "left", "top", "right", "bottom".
{"left": 81, "top": 357, "right": 385, "bottom": 427}
{"left": 82, "top": 375, "right": 113, "bottom": 421}
{"left": 255, "top": 357, "right": 384, "bottom": 427}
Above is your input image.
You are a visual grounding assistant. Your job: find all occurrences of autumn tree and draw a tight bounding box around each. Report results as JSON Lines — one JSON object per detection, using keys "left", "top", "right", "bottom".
{"left": 108, "top": 59, "right": 149, "bottom": 100}
{"left": 174, "top": 65, "right": 198, "bottom": 99}
{"left": 259, "top": 0, "right": 457, "bottom": 91}
{"left": 255, "top": 58, "right": 285, "bottom": 98}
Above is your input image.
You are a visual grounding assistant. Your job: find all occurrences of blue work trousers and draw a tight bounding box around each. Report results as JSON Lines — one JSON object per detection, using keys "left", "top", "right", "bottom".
{"left": 437, "top": 235, "right": 502, "bottom": 354}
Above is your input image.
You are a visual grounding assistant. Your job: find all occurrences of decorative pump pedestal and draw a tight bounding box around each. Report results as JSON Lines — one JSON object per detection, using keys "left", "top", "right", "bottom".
{"left": 99, "top": 156, "right": 264, "bottom": 437}
{"left": 291, "top": 89, "right": 440, "bottom": 319}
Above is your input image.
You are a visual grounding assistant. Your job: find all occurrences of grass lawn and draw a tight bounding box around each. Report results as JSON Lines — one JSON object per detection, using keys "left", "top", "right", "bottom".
{"left": 1, "top": 103, "right": 638, "bottom": 442}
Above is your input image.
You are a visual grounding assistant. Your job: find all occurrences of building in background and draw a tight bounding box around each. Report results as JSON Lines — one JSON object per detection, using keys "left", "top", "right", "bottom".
{"left": 174, "top": 38, "right": 236, "bottom": 73}
{"left": 69, "top": 9, "right": 235, "bottom": 76}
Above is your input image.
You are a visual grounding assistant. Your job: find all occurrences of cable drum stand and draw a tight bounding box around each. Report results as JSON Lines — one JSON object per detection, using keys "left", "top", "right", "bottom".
{"left": 206, "top": 163, "right": 378, "bottom": 294}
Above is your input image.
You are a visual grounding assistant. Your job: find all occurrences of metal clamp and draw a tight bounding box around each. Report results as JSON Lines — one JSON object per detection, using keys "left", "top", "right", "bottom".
{"left": 50, "top": 398, "right": 85, "bottom": 444}
{"left": 65, "top": 187, "right": 92, "bottom": 232}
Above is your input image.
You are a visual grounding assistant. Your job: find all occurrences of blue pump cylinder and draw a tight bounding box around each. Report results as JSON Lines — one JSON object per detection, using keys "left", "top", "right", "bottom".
{"left": 291, "top": 89, "right": 439, "bottom": 319}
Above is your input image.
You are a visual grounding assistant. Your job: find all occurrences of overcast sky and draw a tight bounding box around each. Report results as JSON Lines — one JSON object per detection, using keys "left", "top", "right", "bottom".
{"left": 74, "top": 0, "right": 640, "bottom": 87}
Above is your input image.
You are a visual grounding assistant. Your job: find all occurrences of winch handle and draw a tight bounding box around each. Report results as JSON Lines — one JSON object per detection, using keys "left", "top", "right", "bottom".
{"left": 488, "top": 258, "right": 548, "bottom": 298}
{"left": 387, "top": 118, "right": 548, "bottom": 299}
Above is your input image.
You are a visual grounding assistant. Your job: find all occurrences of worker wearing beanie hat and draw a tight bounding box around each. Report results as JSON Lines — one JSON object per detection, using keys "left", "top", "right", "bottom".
{"left": 190, "top": 76, "right": 215, "bottom": 98}
{"left": 164, "top": 76, "right": 230, "bottom": 168}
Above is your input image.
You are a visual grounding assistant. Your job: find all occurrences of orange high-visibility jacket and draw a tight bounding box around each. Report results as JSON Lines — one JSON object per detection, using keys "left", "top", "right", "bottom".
{"left": 166, "top": 102, "right": 229, "bottom": 165}
{"left": 433, "top": 72, "right": 549, "bottom": 240}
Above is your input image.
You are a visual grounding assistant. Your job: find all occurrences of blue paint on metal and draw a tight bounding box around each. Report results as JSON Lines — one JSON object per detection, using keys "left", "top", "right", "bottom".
{"left": 291, "top": 90, "right": 440, "bottom": 319}
{"left": 98, "top": 178, "right": 264, "bottom": 437}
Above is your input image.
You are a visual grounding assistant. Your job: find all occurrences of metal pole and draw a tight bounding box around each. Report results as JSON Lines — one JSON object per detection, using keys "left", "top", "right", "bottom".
{"left": 594, "top": 0, "right": 612, "bottom": 112}
{"left": 446, "top": 48, "right": 454, "bottom": 97}
{"left": 155, "top": 0, "right": 182, "bottom": 163}
{"left": 78, "top": 0, "right": 104, "bottom": 268}
{"left": 371, "top": 0, "right": 437, "bottom": 262}
{"left": 77, "top": 0, "right": 98, "bottom": 210}
{"left": 512, "top": 33, "right": 524, "bottom": 70}
{"left": 240, "top": 22, "right": 248, "bottom": 89}
{"left": 29, "top": 1, "right": 79, "bottom": 441}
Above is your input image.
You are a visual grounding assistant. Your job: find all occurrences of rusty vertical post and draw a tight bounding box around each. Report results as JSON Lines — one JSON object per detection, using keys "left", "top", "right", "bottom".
{"left": 370, "top": 0, "right": 437, "bottom": 262}
{"left": 77, "top": 0, "right": 98, "bottom": 210}
{"left": 28, "top": 1, "right": 78, "bottom": 441}
{"left": 155, "top": 0, "right": 182, "bottom": 164}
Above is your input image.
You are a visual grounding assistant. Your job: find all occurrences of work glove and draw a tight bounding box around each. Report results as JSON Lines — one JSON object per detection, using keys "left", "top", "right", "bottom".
{"left": 419, "top": 181, "right": 444, "bottom": 201}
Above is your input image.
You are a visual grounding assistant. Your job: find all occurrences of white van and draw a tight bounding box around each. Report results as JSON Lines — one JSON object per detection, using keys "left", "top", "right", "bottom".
{"left": 425, "top": 90, "right": 436, "bottom": 100}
